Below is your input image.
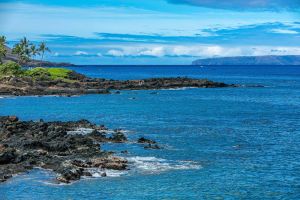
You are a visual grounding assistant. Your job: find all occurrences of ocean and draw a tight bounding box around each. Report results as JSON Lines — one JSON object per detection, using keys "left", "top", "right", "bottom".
{"left": 0, "top": 65, "right": 300, "bottom": 199}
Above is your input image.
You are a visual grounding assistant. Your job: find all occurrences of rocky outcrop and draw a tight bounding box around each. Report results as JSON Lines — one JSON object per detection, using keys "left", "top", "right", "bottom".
{"left": 0, "top": 116, "right": 145, "bottom": 183}
{"left": 0, "top": 75, "right": 236, "bottom": 96}
{"left": 138, "top": 137, "right": 161, "bottom": 149}
{"left": 138, "top": 137, "right": 157, "bottom": 144}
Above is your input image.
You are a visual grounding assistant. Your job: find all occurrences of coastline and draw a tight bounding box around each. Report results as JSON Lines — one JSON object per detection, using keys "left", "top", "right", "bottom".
{"left": 0, "top": 116, "right": 162, "bottom": 183}
{"left": 0, "top": 72, "right": 237, "bottom": 96}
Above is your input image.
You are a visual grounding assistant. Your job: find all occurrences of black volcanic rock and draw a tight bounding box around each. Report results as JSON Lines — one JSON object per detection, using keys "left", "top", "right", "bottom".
{"left": 0, "top": 116, "right": 131, "bottom": 183}
{"left": 137, "top": 137, "right": 162, "bottom": 149}
{"left": 0, "top": 75, "right": 236, "bottom": 96}
{"left": 138, "top": 137, "right": 156, "bottom": 144}
{"left": 192, "top": 55, "right": 300, "bottom": 66}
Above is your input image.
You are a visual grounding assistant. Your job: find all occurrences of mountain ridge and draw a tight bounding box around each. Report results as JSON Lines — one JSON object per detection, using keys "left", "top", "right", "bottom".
{"left": 192, "top": 55, "right": 300, "bottom": 66}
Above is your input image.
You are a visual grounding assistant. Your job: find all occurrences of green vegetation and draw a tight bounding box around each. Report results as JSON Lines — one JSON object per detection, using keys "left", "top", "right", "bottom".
{"left": 0, "top": 36, "right": 7, "bottom": 64}
{"left": 0, "top": 61, "right": 23, "bottom": 77}
{"left": 46, "top": 68, "right": 71, "bottom": 79}
{"left": 25, "top": 67, "right": 72, "bottom": 81}
{"left": 30, "top": 45, "right": 40, "bottom": 59}
{"left": 0, "top": 35, "right": 51, "bottom": 66}
{"left": 0, "top": 36, "right": 60, "bottom": 80}
{"left": 12, "top": 37, "right": 32, "bottom": 64}
{"left": 11, "top": 37, "right": 51, "bottom": 65}
{"left": 38, "top": 42, "right": 51, "bottom": 66}
{"left": 0, "top": 61, "right": 72, "bottom": 81}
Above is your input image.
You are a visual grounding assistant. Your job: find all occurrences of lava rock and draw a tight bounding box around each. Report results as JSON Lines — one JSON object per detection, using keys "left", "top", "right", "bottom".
{"left": 138, "top": 137, "right": 156, "bottom": 144}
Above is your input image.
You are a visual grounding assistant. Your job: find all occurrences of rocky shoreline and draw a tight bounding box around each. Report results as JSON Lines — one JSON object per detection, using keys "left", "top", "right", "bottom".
{"left": 0, "top": 70, "right": 236, "bottom": 96}
{"left": 0, "top": 116, "right": 159, "bottom": 183}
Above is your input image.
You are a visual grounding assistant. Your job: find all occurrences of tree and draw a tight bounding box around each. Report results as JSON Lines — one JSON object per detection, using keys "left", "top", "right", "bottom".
{"left": 12, "top": 37, "right": 32, "bottom": 65}
{"left": 20, "top": 37, "right": 31, "bottom": 62}
{"left": 12, "top": 44, "right": 22, "bottom": 65}
{"left": 12, "top": 43, "right": 29, "bottom": 65}
{"left": 38, "top": 42, "right": 51, "bottom": 65}
{"left": 0, "top": 36, "right": 7, "bottom": 64}
{"left": 30, "top": 44, "right": 40, "bottom": 59}
{"left": 0, "top": 36, "right": 5, "bottom": 44}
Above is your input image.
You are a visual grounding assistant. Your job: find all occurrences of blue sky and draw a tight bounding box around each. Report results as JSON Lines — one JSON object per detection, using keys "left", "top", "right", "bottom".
{"left": 0, "top": 0, "right": 300, "bottom": 64}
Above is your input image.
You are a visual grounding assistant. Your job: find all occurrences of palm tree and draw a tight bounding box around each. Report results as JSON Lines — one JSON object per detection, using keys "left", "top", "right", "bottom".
{"left": 20, "top": 37, "right": 31, "bottom": 61}
{"left": 30, "top": 44, "right": 40, "bottom": 60}
{"left": 38, "top": 42, "right": 51, "bottom": 65}
{"left": 12, "top": 37, "right": 33, "bottom": 65}
{"left": 12, "top": 44, "right": 23, "bottom": 65}
{"left": 20, "top": 37, "right": 30, "bottom": 48}
{"left": 0, "top": 36, "right": 7, "bottom": 64}
{"left": 0, "top": 36, "right": 6, "bottom": 44}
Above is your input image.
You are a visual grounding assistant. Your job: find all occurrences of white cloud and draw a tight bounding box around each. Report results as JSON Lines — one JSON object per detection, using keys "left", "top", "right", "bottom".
{"left": 74, "top": 51, "right": 89, "bottom": 56}
{"left": 104, "top": 45, "right": 300, "bottom": 58}
{"left": 271, "top": 29, "right": 298, "bottom": 34}
{"left": 105, "top": 45, "right": 242, "bottom": 58}
{"left": 106, "top": 50, "right": 125, "bottom": 57}
{"left": 138, "top": 47, "right": 166, "bottom": 57}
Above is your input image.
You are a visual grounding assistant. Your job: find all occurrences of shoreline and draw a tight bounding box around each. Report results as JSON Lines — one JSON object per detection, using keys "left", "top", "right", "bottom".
{"left": 0, "top": 75, "right": 237, "bottom": 96}
{"left": 0, "top": 116, "right": 161, "bottom": 183}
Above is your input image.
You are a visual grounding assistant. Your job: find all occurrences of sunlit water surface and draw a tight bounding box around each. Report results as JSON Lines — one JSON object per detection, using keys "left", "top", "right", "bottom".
{"left": 0, "top": 65, "right": 299, "bottom": 200}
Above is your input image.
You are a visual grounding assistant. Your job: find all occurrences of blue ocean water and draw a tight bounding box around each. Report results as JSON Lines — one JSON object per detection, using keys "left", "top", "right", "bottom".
{"left": 0, "top": 65, "right": 300, "bottom": 200}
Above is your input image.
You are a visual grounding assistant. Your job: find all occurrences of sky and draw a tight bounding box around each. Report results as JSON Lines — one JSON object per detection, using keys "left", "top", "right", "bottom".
{"left": 0, "top": 0, "right": 300, "bottom": 65}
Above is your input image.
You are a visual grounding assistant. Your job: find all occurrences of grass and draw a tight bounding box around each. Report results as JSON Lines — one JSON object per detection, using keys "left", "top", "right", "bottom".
{"left": 26, "top": 67, "right": 72, "bottom": 80}
{"left": 0, "top": 61, "right": 73, "bottom": 81}
{"left": 47, "top": 68, "right": 72, "bottom": 80}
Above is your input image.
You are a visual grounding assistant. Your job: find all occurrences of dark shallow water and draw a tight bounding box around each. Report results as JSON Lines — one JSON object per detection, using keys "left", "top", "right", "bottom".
{"left": 0, "top": 65, "right": 300, "bottom": 200}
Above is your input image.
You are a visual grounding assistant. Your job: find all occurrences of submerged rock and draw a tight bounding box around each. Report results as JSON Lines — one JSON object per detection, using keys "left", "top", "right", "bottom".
{"left": 144, "top": 144, "right": 161, "bottom": 150}
{"left": 109, "top": 131, "right": 127, "bottom": 143}
{"left": 138, "top": 137, "right": 156, "bottom": 144}
{"left": 138, "top": 137, "right": 162, "bottom": 149}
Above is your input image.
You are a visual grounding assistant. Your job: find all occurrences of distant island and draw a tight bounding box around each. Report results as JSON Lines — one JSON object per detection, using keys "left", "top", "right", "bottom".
{"left": 192, "top": 55, "right": 300, "bottom": 66}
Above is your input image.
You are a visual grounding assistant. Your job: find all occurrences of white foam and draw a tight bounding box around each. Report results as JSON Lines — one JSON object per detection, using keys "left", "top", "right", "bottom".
{"left": 67, "top": 128, "right": 94, "bottom": 135}
{"left": 0, "top": 95, "right": 16, "bottom": 99}
{"left": 35, "top": 156, "right": 199, "bottom": 186}
{"left": 105, "top": 169, "right": 128, "bottom": 177}
{"left": 100, "top": 129, "right": 131, "bottom": 134}
{"left": 127, "top": 156, "right": 201, "bottom": 174}
{"left": 86, "top": 168, "right": 128, "bottom": 178}
{"left": 160, "top": 87, "right": 197, "bottom": 91}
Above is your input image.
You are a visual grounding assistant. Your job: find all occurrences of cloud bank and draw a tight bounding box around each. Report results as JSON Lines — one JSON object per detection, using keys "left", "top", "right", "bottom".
{"left": 168, "top": 0, "right": 300, "bottom": 10}
{"left": 103, "top": 45, "right": 300, "bottom": 58}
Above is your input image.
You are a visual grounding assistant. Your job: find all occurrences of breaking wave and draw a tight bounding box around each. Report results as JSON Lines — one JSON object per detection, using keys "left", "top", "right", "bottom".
{"left": 127, "top": 156, "right": 201, "bottom": 174}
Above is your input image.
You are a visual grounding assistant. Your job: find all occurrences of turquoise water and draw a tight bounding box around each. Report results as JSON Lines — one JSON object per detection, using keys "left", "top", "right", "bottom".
{"left": 0, "top": 65, "right": 300, "bottom": 200}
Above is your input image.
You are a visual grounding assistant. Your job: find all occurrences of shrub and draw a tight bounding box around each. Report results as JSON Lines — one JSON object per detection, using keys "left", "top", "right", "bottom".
{"left": 25, "top": 67, "right": 51, "bottom": 80}
{"left": 25, "top": 67, "right": 72, "bottom": 81}
{"left": 0, "top": 61, "right": 23, "bottom": 77}
{"left": 0, "top": 62, "right": 73, "bottom": 81}
{"left": 47, "top": 68, "right": 72, "bottom": 80}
